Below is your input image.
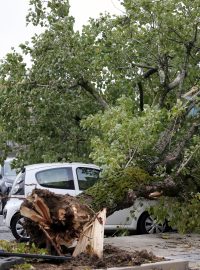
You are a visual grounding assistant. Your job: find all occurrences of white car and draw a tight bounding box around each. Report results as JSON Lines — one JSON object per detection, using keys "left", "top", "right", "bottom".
{"left": 3, "top": 162, "right": 166, "bottom": 241}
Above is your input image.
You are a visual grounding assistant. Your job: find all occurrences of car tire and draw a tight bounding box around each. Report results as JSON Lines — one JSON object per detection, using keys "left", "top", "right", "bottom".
{"left": 137, "top": 211, "right": 166, "bottom": 234}
{"left": 10, "top": 213, "right": 30, "bottom": 242}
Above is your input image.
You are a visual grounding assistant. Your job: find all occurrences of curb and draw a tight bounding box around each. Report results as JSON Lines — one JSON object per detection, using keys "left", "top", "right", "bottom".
{"left": 96, "top": 259, "right": 189, "bottom": 270}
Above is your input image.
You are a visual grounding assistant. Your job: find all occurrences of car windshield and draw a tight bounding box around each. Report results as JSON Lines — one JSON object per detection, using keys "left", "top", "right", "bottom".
{"left": 76, "top": 167, "right": 100, "bottom": 190}
{"left": 4, "top": 161, "right": 16, "bottom": 177}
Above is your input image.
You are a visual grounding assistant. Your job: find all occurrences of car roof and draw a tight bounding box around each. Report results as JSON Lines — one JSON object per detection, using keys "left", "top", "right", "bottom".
{"left": 4, "top": 157, "right": 16, "bottom": 163}
{"left": 24, "top": 162, "right": 100, "bottom": 171}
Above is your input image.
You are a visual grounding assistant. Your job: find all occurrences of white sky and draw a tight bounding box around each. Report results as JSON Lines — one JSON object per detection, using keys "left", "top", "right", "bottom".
{"left": 0, "top": 0, "right": 124, "bottom": 59}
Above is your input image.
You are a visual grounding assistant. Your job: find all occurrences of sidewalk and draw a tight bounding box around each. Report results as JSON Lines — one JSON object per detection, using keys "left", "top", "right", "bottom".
{"left": 104, "top": 233, "right": 200, "bottom": 269}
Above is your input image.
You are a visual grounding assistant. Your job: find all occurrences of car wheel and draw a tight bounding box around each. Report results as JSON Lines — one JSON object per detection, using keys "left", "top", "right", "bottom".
{"left": 137, "top": 211, "right": 166, "bottom": 234}
{"left": 10, "top": 213, "right": 30, "bottom": 241}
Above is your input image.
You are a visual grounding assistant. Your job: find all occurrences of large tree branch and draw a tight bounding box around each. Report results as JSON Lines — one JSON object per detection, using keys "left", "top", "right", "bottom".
{"left": 160, "top": 23, "right": 199, "bottom": 104}
{"left": 177, "top": 144, "right": 200, "bottom": 174}
{"left": 78, "top": 78, "right": 109, "bottom": 110}
{"left": 159, "top": 69, "right": 187, "bottom": 107}
{"left": 137, "top": 82, "right": 144, "bottom": 111}
{"left": 136, "top": 67, "right": 158, "bottom": 111}
{"left": 116, "top": 177, "right": 178, "bottom": 215}
{"left": 154, "top": 98, "right": 199, "bottom": 154}
{"left": 191, "top": 22, "right": 199, "bottom": 45}
{"left": 149, "top": 90, "right": 200, "bottom": 171}
{"left": 131, "top": 62, "right": 157, "bottom": 70}
{"left": 161, "top": 123, "right": 198, "bottom": 167}
{"left": 143, "top": 67, "right": 158, "bottom": 78}
{"left": 167, "top": 70, "right": 186, "bottom": 91}
{"left": 81, "top": 174, "right": 178, "bottom": 216}
{"left": 167, "top": 23, "right": 199, "bottom": 93}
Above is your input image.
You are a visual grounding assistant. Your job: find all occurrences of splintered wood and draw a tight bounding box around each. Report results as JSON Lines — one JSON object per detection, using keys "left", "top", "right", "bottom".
{"left": 20, "top": 189, "right": 106, "bottom": 258}
{"left": 72, "top": 208, "right": 106, "bottom": 258}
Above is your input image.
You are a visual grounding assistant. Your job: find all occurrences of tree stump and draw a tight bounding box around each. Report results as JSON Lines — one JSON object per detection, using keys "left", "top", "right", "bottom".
{"left": 20, "top": 189, "right": 106, "bottom": 257}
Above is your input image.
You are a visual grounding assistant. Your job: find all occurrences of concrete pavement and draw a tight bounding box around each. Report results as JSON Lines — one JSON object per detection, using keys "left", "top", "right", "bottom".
{"left": 0, "top": 215, "right": 14, "bottom": 241}
{"left": 105, "top": 233, "right": 200, "bottom": 269}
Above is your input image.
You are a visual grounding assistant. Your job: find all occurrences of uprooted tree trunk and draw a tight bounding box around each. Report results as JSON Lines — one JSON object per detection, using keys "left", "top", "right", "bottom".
{"left": 20, "top": 189, "right": 106, "bottom": 258}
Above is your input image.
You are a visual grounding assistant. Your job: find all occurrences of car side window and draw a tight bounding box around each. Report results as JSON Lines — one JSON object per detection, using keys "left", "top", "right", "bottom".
{"left": 36, "top": 167, "right": 74, "bottom": 190}
{"left": 76, "top": 167, "right": 100, "bottom": 190}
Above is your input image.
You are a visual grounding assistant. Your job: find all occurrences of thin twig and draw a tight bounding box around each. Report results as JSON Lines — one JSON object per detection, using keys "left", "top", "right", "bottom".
{"left": 125, "top": 148, "right": 137, "bottom": 168}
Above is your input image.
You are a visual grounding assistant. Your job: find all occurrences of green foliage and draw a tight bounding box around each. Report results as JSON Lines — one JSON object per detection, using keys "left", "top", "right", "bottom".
{"left": 0, "top": 31, "right": 98, "bottom": 164}
{"left": 26, "top": 0, "right": 71, "bottom": 27}
{"left": 82, "top": 96, "right": 168, "bottom": 172}
{"left": 177, "top": 135, "right": 200, "bottom": 177}
{"left": 0, "top": 0, "right": 199, "bottom": 232}
{"left": 86, "top": 166, "right": 153, "bottom": 211}
{"left": 0, "top": 240, "right": 47, "bottom": 270}
{"left": 0, "top": 0, "right": 199, "bottom": 167}
{"left": 151, "top": 194, "right": 200, "bottom": 233}
{"left": 13, "top": 263, "right": 33, "bottom": 270}
{"left": 0, "top": 240, "right": 47, "bottom": 254}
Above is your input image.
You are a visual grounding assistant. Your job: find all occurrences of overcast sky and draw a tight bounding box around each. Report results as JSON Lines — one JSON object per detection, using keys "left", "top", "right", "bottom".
{"left": 0, "top": 0, "right": 124, "bottom": 59}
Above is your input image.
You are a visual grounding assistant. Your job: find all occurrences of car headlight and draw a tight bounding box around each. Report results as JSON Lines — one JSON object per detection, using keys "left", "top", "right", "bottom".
{"left": 10, "top": 173, "right": 25, "bottom": 195}
{"left": 11, "top": 184, "right": 20, "bottom": 195}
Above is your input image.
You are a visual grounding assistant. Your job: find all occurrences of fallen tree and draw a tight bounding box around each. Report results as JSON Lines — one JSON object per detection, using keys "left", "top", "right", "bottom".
{"left": 80, "top": 97, "right": 200, "bottom": 233}
{"left": 1, "top": 0, "right": 200, "bottom": 244}
{"left": 19, "top": 167, "right": 179, "bottom": 256}
{"left": 19, "top": 112, "right": 200, "bottom": 254}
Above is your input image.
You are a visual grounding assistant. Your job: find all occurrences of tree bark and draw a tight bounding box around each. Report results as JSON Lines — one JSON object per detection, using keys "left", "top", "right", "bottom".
{"left": 137, "top": 81, "right": 144, "bottom": 111}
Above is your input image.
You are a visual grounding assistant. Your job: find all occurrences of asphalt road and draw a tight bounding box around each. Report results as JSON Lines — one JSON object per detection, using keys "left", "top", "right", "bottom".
{"left": 0, "top": 215, "right": 15, "bottom": 241}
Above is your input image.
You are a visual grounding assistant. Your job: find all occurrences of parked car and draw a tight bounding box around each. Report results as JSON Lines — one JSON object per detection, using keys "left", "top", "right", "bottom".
{"left": 105, "top": 199, "right": 166, "bottom": 235}
{"left": 0, "top": 157, "right": 17, "bottom": 213}
{"left": 3, "top": 162, "right": 166, "bottom": 241}
{"left": 0, "top": 157, "right": 17, "bottom": 194}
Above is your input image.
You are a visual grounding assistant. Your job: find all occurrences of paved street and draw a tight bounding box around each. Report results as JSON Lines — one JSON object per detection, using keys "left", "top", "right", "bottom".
{"left": 0, "top": 215, "right": 15, "bottom": 241}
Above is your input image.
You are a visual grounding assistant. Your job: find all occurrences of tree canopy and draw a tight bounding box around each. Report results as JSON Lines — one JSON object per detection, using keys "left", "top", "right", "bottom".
{"left": 0, "top": 0, "right": 200, "bottom": 232}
